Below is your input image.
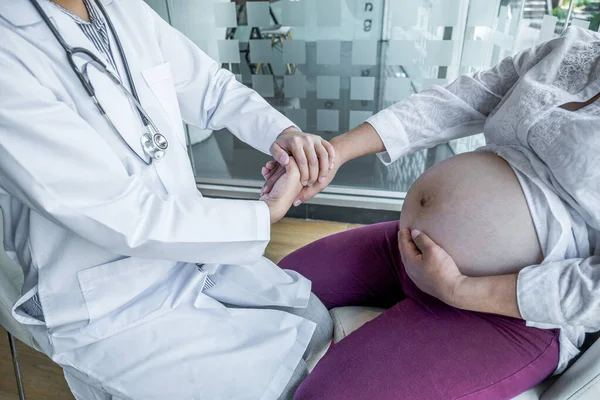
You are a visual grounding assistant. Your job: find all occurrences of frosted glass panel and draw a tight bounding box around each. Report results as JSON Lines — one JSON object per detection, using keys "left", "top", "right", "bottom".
{"left": 282, "top": 0, "right": 305, "bottom": 26}
{"left": 387, "top": 41, "right": 417, "bottom": 65}
{"left": 317, "top": 110, "right": 339, "bottom": 131}
{"left": 214, "top": 2, "right": 237, "bottom": 28}
{"left": 349, "top": 111, "right": 373, "bottom": 129}
{"left": 317, "top": 40, "right": 341, "bottom": 65}
{"left": 246, "top": 2, "right": 270, "bottom": 27}
{"left": 249, "top": 40, "right": 272, "bottom": 63}
{"left": 351, "top": 40, "right": 377, "bottom": 66}
{"left": 217, "top": 40, "right": 240, "bottom": 63}
{"left": 389, "top": 0, "right": 418, "bottom": 28}
{"left": 283, "top": 40, "right": 306, "bottom": 64}
{"left": 317, "top": 0, "right": 341, "bottom": 27}
{"left": 252, "top": 75, "right": 274, "bottom": 97}
{"left": 147, "top": 0, "right": 596, "bottom": 198}
{"left": 284, "top": 75, "right": 307, "bottom": 99}
{"left": 429, "top": 0, "right": 461, "bottom": 27}
{"left": 385, "top": 78, "right": 411, "bottom": 101}
{"left": 461, "top": 40, "right": 487, "bottom": 67}
{"left": 350, "top": 77, "right": 375, "bottom": 101}
{"left": 425, "top": 40, "right": 455, "bottom": 66}
{"left": 284, "top": 108, "right": 307, "bottom": 131}
{"left": 316, "top": 76, "right": 340, "bottom": 99}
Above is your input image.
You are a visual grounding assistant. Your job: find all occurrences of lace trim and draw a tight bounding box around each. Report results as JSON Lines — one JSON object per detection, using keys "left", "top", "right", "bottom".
{"left": 554, "top": 42, "right": 600, "bottom": 94}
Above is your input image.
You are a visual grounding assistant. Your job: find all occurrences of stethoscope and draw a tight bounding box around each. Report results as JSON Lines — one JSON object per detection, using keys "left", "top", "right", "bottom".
{"left": 28, "top": 0, "right": 168, "bottom": 164}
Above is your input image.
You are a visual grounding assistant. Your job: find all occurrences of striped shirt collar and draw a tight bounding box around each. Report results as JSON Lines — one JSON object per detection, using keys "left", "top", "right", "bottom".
{"left": 50, "top": 0, "right": 104, "bottom": 29}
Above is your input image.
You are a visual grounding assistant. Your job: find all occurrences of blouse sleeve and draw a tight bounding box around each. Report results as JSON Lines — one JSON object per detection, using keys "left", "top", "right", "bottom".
{"left": 368, "top": 35, "right": 564, "bottom": 164}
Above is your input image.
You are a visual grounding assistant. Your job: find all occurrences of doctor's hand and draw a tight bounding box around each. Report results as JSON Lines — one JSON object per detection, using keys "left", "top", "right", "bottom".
{"left": 261, "top": 158, "right": 341, "bottom": 207}
{"left": 398, "top": 228, "right": 466, "bottom": 307}
{"left": 260, "top": 158, "right": 303, "bottom": 224}
{"left": 271, "top": 128, "right": 335, "bottom": 188}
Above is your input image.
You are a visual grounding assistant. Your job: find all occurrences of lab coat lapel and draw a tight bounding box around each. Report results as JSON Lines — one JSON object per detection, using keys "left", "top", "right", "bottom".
{"left": 101, "top": 9, "right": 196, "bottom": 194}
{"left": 47, "top": 4, "right": 151, "bottom": 163}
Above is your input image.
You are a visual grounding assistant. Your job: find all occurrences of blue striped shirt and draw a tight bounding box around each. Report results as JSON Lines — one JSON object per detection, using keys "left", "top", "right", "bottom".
{"left": 51, "top": 0, "right": 119, "bottom": 74}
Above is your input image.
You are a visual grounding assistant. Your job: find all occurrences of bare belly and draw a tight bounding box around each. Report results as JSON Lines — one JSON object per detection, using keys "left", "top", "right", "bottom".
{"left": 399, "top": 151, "right": 542, "bottom": 277}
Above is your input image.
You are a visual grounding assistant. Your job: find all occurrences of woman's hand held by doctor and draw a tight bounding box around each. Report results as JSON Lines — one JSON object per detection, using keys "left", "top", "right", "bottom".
{"left": 263, "top": 123, "right": 385, "bottom": 205}
{"left": 260, "top": 158, "right": 303, "bottom": 224}
{"left": 271, "top": 128, "right": 336, "bottom": 188}
{"left": 398, "top": 228, "right": 466, "bottom": 306}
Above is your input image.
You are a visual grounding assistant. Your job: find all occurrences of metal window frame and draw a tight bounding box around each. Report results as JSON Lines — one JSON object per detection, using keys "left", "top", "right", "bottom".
{"left": 196, "top": 178, "right": 405, "bottom": 211}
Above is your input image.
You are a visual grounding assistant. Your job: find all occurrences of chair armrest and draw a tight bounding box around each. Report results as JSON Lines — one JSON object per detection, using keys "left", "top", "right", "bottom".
{"left": 330, "top": 306, "right": 385, "bottom": 343}
{"left": 542, "top": 336, "right": 600, "bottom": 400}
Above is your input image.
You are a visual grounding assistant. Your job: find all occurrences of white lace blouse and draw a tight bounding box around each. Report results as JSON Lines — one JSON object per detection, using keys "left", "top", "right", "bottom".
{"left": 367, "top": 26, "right": 600, "bottom": 374}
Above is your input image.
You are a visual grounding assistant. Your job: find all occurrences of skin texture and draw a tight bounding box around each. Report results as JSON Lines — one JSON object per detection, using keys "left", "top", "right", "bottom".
{"left": 52, "top": 0, "right": 89, "bottom": 20}
{"left": 399, "top": 151, "right": 542, "bottom": 277}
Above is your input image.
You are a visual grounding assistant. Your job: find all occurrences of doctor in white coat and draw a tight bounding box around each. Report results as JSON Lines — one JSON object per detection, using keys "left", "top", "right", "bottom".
{"left": 0, "top": 0, "right": 335, "bottom": 398}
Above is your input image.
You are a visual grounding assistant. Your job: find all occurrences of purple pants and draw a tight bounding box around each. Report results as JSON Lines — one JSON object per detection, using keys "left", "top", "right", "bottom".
{"left": 279, "top": 221, "right": 559, "bottom": 400}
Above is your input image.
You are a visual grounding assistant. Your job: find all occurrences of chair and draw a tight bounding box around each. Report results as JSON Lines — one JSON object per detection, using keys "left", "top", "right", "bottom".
{"left": 2, "top": 209, "right": 600, "bottom": 399}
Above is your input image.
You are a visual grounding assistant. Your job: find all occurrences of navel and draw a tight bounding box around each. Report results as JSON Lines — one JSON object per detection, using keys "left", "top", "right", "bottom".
{"left": 419, "top": 193, "right": 435, "bottom": 208}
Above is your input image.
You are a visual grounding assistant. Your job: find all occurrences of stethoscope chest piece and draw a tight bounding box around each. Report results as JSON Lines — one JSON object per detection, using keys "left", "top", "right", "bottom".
{"left": 141, "top": 127, "right": 169, "bottom": 161}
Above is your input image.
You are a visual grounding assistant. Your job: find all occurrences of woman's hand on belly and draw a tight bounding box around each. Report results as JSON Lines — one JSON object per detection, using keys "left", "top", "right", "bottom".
{"left": 399, "top": 227, "right": 523, "bottom": 319}
{"left": 398, "top": 228, "right": 465, "bottom": 305}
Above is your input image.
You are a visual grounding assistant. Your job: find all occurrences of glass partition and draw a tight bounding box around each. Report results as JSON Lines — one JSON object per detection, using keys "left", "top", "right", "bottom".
{"left": 144, "top": 0, "right": 599, "bottom": 206}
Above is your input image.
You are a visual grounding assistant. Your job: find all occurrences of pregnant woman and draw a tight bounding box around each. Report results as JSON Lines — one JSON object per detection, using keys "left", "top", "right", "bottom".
{"left": 262, "top": 27, "right": 600, "bottom": 399}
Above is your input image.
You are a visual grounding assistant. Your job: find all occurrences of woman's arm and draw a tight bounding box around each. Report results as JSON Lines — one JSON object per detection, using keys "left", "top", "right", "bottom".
{"left": 403, "top": 227, "right": 600, "bottom": 330}
{"left": 452, "top": 274, "right": 521, "bottom": 319}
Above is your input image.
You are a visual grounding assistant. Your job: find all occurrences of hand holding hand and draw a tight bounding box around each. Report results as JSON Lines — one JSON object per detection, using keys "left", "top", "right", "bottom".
{"left": 270, "top": 128, "right": 335, "bottom": 187}
{"left": 260, "top": 157, "right": 303, "bottom": 224}
{"left": 261, "top": 157, "right": 341, "bottom": 207}
{"left": 398, "top": 227, "right": 466, "bottom": 306}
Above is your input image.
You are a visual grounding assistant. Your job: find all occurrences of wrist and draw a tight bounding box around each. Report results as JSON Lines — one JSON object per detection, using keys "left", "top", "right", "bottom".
{"left": 448, "top": 275, "right": 471, "bottom": 309}
{"left": 329, "top": 135, "right": 348, "bottom": 167}
{"left": 280, "top": 126, "right": 301, "bottom": 137}
{"left": 330, "top": 122, "right": 384, "bottom": 166}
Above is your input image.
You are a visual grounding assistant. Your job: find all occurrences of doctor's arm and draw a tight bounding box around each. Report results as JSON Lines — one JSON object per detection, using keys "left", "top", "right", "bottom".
{"left": 144, "top": 4, "right": 334, "bottom": 187}
{"left": 0, "top": 59, "right": 295, "bottom": 265}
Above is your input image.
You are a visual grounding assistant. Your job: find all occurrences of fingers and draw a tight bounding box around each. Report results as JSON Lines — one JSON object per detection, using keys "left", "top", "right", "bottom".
{"left": 265, "top": 160, "right": 277, "bottom": 170}
{"left": 304, "top": 144, "right": 320, "bottom": 186}
{"left": 270, "top": 143, "right": 289, "bottom": 166}
{"left": 262, "top": 161, "right": 280, "bottom": 180}
{"left": 315, "top": 142, "right": 330, "bottom": 183}
{"left": 261, "top": 165, "right": 286, "bottom": 195}
{"left": 321, "top": 139, "right": 336, "bottom": 170}
{"left": 411, "top": 230, "right": 437, "bottom": 253}
{"left": 398, "top": 228, "right": 421, "bottom": 259}
{"left": 290, "top": 143, "right": 310, "bottom": 187}
{"left": 292, "top": 185, "right": 321, "bottom": 207}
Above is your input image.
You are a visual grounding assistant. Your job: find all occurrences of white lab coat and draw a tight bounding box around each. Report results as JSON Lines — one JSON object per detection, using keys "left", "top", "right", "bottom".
{"left": 0, "top": 0, "right": 314, "bottom": 398}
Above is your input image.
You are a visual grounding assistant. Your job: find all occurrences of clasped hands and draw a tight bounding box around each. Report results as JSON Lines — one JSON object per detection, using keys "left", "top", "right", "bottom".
{"left": 260, "top": 129, "right": 467, "bottom": 308}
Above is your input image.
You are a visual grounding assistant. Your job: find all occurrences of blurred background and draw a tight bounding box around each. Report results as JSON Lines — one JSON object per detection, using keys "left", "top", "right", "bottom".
{"left": 144, "top": 0, "right": 599, "bottom": 221}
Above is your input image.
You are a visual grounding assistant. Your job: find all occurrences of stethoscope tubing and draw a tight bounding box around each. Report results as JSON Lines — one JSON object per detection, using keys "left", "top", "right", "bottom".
{"left": 27, "top": 0, "right": 167, "bottom": 165}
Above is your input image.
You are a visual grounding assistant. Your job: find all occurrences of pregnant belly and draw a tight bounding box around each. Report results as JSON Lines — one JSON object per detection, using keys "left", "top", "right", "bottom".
{"left": 399, "top": 151, "right": 542, "bottom": 277}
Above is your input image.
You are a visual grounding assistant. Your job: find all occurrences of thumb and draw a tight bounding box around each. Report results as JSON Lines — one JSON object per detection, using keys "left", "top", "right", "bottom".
{"left": 270, "top": 142, "right": 289, "bottom": 165}
{"left": 411, "top": 230, "right": 437, "bottom": 253}
{"left": 293, "top": 185, "right": 321, "bottom": 207}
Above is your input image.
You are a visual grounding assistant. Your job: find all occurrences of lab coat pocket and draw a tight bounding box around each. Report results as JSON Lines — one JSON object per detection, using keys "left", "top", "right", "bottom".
{"left": 77, "top": 258, "right": 176, "bottom": 339}
{"left": 142, "top": 62, "right": 187, "bottom": 148}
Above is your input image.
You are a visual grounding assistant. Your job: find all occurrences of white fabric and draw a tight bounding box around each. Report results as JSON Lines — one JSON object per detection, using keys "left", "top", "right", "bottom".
{"left": 0, "top": 0, "right": 310, "bottom": 398}
{"left": 0, "top": 210, "right": 37, "bottom": 348}
{"left": 367, "top": 27, "right": 600, "bottom": 374}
